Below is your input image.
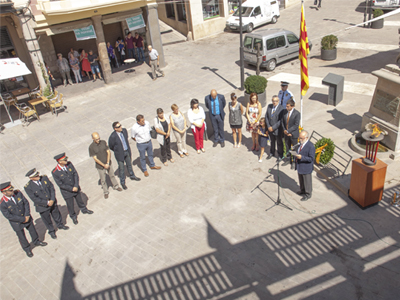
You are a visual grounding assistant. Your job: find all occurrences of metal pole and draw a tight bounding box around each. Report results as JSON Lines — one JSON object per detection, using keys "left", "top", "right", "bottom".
{"left": 239, "top": 0, "right": 244, "bottom": 90}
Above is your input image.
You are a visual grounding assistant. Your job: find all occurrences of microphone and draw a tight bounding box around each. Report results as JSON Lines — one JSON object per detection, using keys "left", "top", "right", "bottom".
{"left": 291, "top": 143, "right": 300, "bottom": 150}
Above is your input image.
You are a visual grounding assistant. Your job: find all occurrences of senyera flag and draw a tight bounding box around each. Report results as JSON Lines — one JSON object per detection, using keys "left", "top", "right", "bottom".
{"left": 299, "top": 3, "right": 310, "bottom": 96}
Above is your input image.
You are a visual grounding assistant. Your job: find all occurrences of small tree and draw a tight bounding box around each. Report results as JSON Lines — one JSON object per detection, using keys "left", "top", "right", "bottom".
{"left": 321, "top": 35, "right": 338, "bottom": 50}
{"left": 244, "top": 75, "right": 268, "bottom": 94}
{"left": 37, "top": 61, "right": 53, "bottom": 98}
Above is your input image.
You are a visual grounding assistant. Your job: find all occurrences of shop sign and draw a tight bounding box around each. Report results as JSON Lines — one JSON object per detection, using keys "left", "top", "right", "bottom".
{"left": 126, "top": 15, "right": 146, "bottom": 31}
{"left": 74, "top": 25, "right": 97, "bottom": 41}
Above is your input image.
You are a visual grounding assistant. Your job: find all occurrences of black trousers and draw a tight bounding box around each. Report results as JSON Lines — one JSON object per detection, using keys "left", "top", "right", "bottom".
{"left": 284, "top": 135, "right": 298, "bottom": 163}
{"left": 298, "top": 173, "right": 312, "bottom": 197}
{"left": 314, "top": 0, "right": 322, "bottom": 7}
{"left": 160, "top": 137, "right": 172, "bottom": 163}
{"left": 270, "top": 133, "right": 283, "bottom": 158}
{"left": 40, "top": 203, "right": 63, "bottom": 233}
{"left": 15, "top": 217, "right": 39, "bottom": 252}
{"left": 64, "top": 192, "right": 86, "bottom": 220}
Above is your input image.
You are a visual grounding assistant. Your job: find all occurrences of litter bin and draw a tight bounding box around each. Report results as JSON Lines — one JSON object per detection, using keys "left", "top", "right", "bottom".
{"left": 322, "top": 73, "right": 344, "bottom": 106}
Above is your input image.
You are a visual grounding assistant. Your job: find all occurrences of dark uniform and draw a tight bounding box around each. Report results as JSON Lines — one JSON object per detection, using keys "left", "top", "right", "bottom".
{"left": 0, "top": 182, "right": 47, "bottom": 257}
{"left": 24, "top": 170, "right": 68, "bottom": 239}
{"left": 52, "top": 153, "right": 93, "bottom": 224}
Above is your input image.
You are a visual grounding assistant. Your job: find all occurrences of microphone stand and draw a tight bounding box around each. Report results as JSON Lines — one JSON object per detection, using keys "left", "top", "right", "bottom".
{"left": 267, "top": 148, "right": 293, "bottom": 211}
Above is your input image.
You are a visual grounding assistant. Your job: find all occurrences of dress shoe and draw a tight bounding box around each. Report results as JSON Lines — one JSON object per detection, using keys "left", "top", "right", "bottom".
{"left": 82, "top": 209, "right": 93, "bottom": 214}
{"left": 122, "top": 184, "right": 128, "bottom": 190}
{"left": 267, "top": 154, "right": 273, "bottom": 160}
{"left": 296, "top": 191, "right": 304, "bottom": 195}
{"left": 26, "top": 250, "right": 33, "bottom": 258}
{"left": 34, "top": 241, "right": 48, "bottom": 247}
{"left": 58, "top": 225, "right": 69, "bottom": 230}
{"left": 73, "top": 219, "right": 79, "bottom": 225}
{"left": 213, "top": 142, "right": 218, "bottom": 147}
{"left": 130, "top": 176, "right": 141, "bottom": 181}
{"left": 116, "top": 187, "right": 123, "bottom": 191}
{"left": 221, "top": 142, "right": 225, "bottom": 148}
{"left": 104, "top": 193, "right": 109, "bottom": 199}
{"left": 50, "top": 232, "right": 57, "bottom": 239}
{"left": 150, "top": 166, "right": 161, "bottom": 170}
{"left": 144, "top": 171, "right": 149, "bottom": 177}
{"left": 300, "top": 195, "right": 310, "bottom": 201}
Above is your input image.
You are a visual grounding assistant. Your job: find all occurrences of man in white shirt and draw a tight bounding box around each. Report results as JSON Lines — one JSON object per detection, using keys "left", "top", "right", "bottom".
{"left": 131, "top": 114, "right": 161, "bottom": 177}
{"left": 148, "top": 45, "right": 165, "bottom": 81}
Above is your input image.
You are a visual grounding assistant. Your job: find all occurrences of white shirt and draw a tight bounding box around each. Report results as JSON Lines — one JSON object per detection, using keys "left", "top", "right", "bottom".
{"left": 131, "top": 121, "right": 151, "bottom": 143}
{"left": 298, "top": 139, "right": 308, "bottom": 153}
{"left": 149, "top": 49, "right": 159, "bottom": 61}
{"left": 187, "top": 107, "right": 206, "bottom": 129}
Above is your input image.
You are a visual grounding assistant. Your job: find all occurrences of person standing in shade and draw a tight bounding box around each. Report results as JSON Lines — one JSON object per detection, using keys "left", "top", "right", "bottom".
{"left": 69, "top": 52, "right": 82, "bottom": 84}
{"left": 107, "top": 42, "right": 117, "bottom": 69}
{"left": 24, "top": 169, "right": 69, "bottom": 240}
{"left": 148, "top": 45, "right": 165, "bottom": 81}
{"left": 278, "top": 81, "right": 295, "bottom": 108}
{"left": 131, "top": 115, "right": 161, "bottom": 177}
{"left": 294, "top": 130, "right": 315, "bottom": 201}
{"left": 125, "top": 32, "right": 135, "bottom": 60}
{"left": 52, "top": 153, "right": 94, "bottom": 225}
{"left": 282, "top": 99, "right": 300, "bottom": 168}
{"left": 56, "top": 53, "right": 73, "bottom": 87}
{"left": 154, "top": 108, "right": 174, "bottom": 166}
{"left": 133, "top": 32, "right": 145, "bottom": 63}
{"left": 88, "top": 50, "right": 103, "bottom": 82}
{"left": 108, "top": 122, "right": 141, "bottom": 190}
{"left": 229, "top": 93, "right": 244, "bottom": 148}
{"left": 1, "top": 182, "right": 47, "bottom": 257}
{"left": 265, "top": 95, "right": 284, "bottom": 159}
{"left": 80, "top": 49, "right": 92, "bottom": 80}
{"left": 89, "top": 132, "right": 123, "bottom": 199}
{"left": 170, "top": 104, "right": 189, "bottom": 158}
{"left": 188, "top": 99, "right": 206, "bottom": 154}
{"left": 205, "top": 89, "right": 226, "bottom": 147}
{"left": 115, "top": 37, "right": 126, "bottom": 65}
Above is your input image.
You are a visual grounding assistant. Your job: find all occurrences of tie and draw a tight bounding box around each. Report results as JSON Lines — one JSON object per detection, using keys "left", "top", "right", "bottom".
{"left": 280, "top": 93, "right": 284, "bottom": 106}
{"left": 213, "top": 99, "right": 216, "bottom": 115}
{"left": 11, "top": 196, "right": 16, "bottom": 204}
{"left": 272, "top": 107, "right": 275, "bottom": 115}
{"left": 299, "top": 144, "right": 303, "bottom": 152}
{"left": 286, "top": 112, "right": 290, "bottom": 130}
{"left": 119, "top": 132, "right": 128, "bottom": 151}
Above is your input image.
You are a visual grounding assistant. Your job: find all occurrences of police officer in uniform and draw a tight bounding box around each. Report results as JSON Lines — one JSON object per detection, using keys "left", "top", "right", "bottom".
{"left": 278, "top": 81, "right": 295, "bottom": 108}
{"left": 0, "top": 182, "right": 47, "bottom": 257}
{"left": 52, "top": 153, "right": 93, "bottom": 225}
{"left": 24, "top": 168, "right": 69, "bottom": 239}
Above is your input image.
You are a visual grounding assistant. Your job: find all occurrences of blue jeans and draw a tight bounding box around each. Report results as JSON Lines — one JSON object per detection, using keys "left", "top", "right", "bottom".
{"left": 127, "top": 48, "right": 135, "bottom": 59}
{"left": 210, "top": 114, "right": 225, "bottom": 143}
{"left": 136, "top": 141, "right": 155, "bottom": 172}
{"left": 136, "top": 47, "right": 145, "bottom": 62}
{"left": 91, "top": 65, "right": 100, "bottom": 74}
{"left": 117, "top": 150, "right": 135, "bottom": 185}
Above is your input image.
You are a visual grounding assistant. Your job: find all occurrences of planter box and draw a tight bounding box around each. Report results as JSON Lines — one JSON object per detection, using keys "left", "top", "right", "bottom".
{"left": 321, "top": 49, "right": 337, "bottom": 61}
{"left": 371, "top": 18, "right": 384, "bottom": 29}
{"left": 243, "top": 91, "right": 267, "bottom": 108}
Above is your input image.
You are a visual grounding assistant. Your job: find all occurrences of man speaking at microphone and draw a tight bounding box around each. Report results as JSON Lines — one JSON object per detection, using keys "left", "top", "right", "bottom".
{"left": 294, "top": 130, "right": 315, "bottom": 201}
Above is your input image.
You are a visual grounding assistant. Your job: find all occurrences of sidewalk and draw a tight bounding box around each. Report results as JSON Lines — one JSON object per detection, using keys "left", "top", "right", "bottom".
{"left": 1, "top": 1, "right": 399, "bottom": 299}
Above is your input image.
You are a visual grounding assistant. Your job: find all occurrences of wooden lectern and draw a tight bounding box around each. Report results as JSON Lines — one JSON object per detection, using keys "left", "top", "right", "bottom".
{"left": 349, "top": 158, "right": 387, "bottom": 209}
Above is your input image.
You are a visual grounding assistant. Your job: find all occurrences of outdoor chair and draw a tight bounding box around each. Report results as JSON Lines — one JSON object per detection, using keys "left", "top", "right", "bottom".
{"left": 30, "top": 86, "right": 41, "bottom": 99}
{"left": 49, "top": 93, "right": 67, "bottom": 116}
{"left": 13, "top": 103, "right": 39, "bottom": 125}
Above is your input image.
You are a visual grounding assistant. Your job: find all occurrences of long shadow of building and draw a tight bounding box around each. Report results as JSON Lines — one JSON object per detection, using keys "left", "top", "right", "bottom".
{"left": 59, "top": 202, "right": 400, "bottom": 300}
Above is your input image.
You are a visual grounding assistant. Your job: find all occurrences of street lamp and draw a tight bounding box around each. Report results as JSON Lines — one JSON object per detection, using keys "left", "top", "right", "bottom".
{"left": 239, "top": 0, "right": 244, "bottom": 90}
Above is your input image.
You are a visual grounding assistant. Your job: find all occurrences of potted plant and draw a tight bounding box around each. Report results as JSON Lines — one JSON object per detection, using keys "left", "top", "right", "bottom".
{"left": 321, "top": 34, "right": 338, "bottom": 61}
{"left": 371, "top": 9, "right": 384, "bottom": 29}
{"left": 244, "top": 75, "right": 268, "bottom": 107}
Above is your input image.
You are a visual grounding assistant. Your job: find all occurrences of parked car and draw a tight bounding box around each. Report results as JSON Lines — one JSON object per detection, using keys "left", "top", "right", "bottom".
{"left": 226, "top": 0, "right": 280, "bottom": 33}
{"left": 243, "top": 28, "right": 312, "bottom": 71}
{"left": 372, "top": 0, "right": 400, "bottom": 11}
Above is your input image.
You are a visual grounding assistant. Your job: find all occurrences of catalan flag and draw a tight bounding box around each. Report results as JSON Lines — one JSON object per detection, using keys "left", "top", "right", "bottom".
{"left": 299, "top": 3, "right": 310, "bottom": 96}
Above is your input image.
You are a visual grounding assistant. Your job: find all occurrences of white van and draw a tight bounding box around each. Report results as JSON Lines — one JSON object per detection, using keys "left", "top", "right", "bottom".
{"left": 373, "top": 0, "right": 400, "bottom": 10}
{"left": 226, "top": 0, "right": 280, "bottom": 33}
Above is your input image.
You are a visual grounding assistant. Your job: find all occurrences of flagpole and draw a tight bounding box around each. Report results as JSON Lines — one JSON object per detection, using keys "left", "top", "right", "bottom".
{"left": 300, "top": 0, "right": 304, "bottom": 128}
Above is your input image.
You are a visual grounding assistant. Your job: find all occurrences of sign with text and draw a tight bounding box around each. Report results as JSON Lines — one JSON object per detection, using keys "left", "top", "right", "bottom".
{"left": 74, "top": 25, "right": 96, "bottom": 41}
{"left": 126, "top": 15, "right": 146, "bottom": 31}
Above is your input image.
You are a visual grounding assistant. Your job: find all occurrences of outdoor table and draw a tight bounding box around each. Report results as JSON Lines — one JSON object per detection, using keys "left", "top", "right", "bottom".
{"left": 11, "top": 87, "right": 31, "bottom": 98}
{"left": 28, "top": 96, "right": 51, "bottom": 119}
{"left": 124, "top": 58, "right": 136, "bottom": 73}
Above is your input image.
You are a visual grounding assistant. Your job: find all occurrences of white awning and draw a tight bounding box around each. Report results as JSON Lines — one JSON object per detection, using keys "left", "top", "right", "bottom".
{"left": 0, "top": 58, "right": 32, "bottom": 80}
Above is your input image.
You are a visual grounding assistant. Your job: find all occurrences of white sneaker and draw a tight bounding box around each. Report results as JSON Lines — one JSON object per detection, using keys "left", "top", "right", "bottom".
{"left": 259, "top": 159, "right": 262, "bottom": 163}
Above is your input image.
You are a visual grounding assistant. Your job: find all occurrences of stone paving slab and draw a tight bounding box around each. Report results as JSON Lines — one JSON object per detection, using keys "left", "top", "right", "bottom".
{"left": 1, "top": 1, "right": 400, "bottom": 299}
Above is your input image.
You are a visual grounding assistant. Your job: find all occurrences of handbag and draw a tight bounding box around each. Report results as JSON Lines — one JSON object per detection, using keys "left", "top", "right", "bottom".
{"left": 150, "top": 126, "right": 157, "bottom": 139}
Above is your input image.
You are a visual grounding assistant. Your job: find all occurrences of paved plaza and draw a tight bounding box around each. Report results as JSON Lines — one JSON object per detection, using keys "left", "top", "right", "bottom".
{"left": 1, "top": 1, "right": 400, "bottom": 299}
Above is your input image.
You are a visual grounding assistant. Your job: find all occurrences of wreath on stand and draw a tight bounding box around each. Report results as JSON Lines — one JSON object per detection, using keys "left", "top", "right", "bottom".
{"left": 314, "top": 137, "right": 335, "bottom": 165}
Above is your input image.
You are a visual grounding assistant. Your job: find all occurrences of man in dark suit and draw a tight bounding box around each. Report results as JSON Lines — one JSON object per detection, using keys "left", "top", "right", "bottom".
{"left": 294, "top": 130, "right": 315, "bottom": 201}
{"left": 205, "top": 89, "right": 226, "bottom": 147}
{"left": 108, "top": 121, "right": 140, "bottom": 190}
{"left": 24, "top": 168, "right": 69, "bottom": 239}
{"left": 1, "top": 182, "right": 47, "bottom": 257}
{"left": 52, "top": 153, "right": 93, "bottom": 225}
{"left": 281, "top": 99, "right": 300, "bottom": 168}
{"left": 265, "top": 95, "right": 284, "bottom": 159}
